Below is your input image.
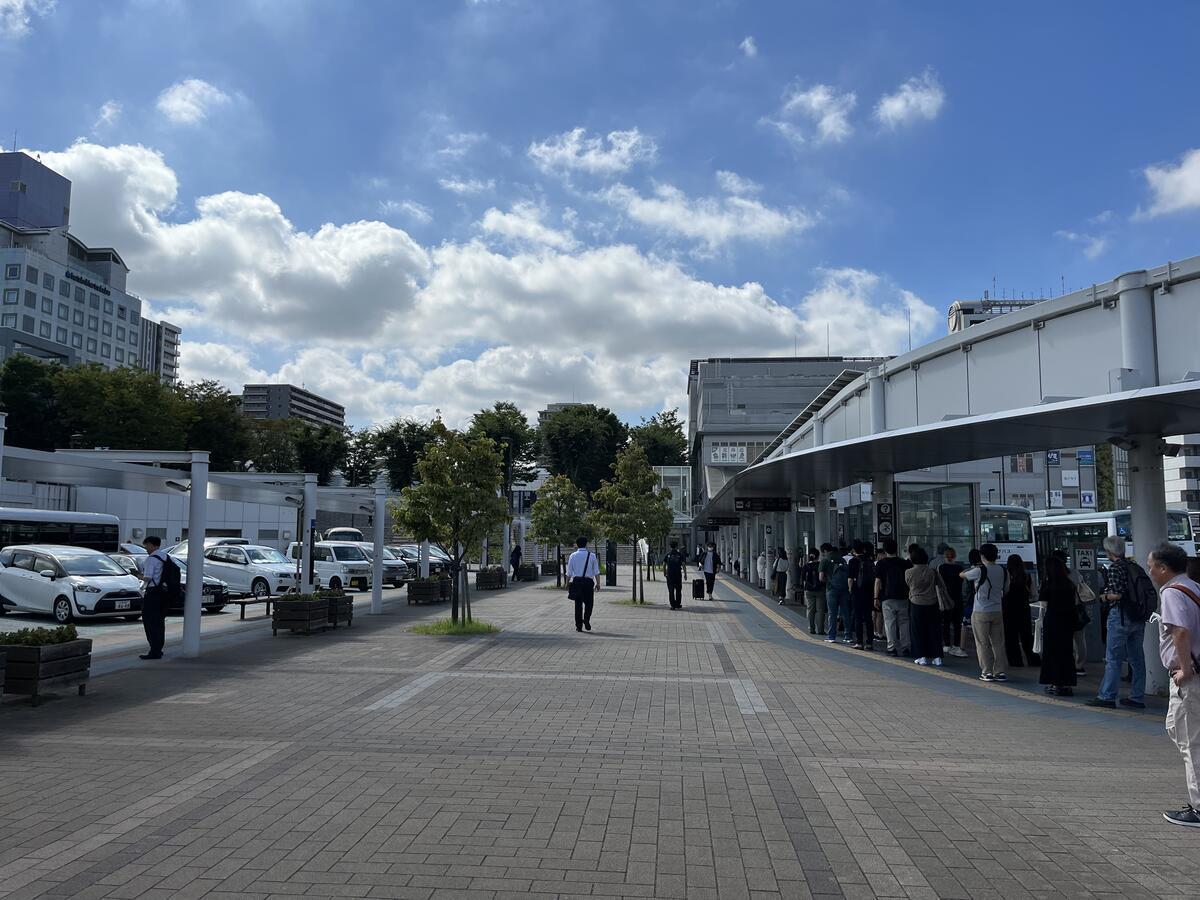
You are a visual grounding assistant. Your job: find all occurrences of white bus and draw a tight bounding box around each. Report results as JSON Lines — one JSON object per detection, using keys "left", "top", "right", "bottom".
{"left": 1032, "top": 508, "right": 1196, "bottom": 569}
{"left": 0, "top": 507, "right": 121, "bottom": 553}
{"left": 979, "top": 504, "right": 1037, "bottom": 573}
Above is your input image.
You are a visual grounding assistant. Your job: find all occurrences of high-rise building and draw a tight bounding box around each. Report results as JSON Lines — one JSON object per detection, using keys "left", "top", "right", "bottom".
{"left": 139, "top": 318, "right": 181, "bottom": 383}
{"left": 0, "top": 151, "right": 179, "bottom": 375}
{"left": 537, "top": 402, "right": 581, "bottom": 426}
{"left": 241, "top": 383, "right": 346, "bottom": 429}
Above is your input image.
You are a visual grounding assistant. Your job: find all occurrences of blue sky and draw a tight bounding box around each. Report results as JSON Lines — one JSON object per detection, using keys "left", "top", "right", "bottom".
{"left": 2, "top": 0, "right": 1199, "bottom": 427}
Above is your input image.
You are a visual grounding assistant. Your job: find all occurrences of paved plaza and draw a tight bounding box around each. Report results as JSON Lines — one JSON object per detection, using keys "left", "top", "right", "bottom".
{"left": 1, "top": 574, "right": 1197, "bottom": 900}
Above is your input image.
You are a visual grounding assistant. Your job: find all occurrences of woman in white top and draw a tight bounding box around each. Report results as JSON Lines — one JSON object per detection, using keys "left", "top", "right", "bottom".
{"left": 757, "top": 550, "right": 767, "bottom": 589}
{"left": 774, "top": 548, "right": 789, "bottom": 603}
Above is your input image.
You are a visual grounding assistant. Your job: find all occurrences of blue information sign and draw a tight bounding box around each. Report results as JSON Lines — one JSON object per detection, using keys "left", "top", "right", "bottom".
{"left": 1046, "top": 450, "right": 1061, "bottom": 465}
{"left": 1077, "top": 449, "right": 1094, "bottom": 466}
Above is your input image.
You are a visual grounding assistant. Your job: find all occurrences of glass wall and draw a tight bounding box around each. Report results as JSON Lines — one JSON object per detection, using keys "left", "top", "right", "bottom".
{"left": 897, "top": 482, "right": 976, "bottom": 557}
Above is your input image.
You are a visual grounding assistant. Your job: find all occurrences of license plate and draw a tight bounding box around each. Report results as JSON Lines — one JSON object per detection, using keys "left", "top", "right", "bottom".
{"left": 115, "top": 600, "right": 130, "bottom": 610}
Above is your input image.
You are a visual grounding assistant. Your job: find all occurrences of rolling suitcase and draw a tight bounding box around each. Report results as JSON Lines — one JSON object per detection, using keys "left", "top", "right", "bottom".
{"left": 692, "top": 577, "right": 705, "bottom": 600}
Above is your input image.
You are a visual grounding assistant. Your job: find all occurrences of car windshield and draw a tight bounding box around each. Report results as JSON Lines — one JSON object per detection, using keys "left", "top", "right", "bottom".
{"left": 332, "top": 546, "right": 366, "bottom": 561}
{"left": 246, "top": 548, "right": 288, "bottom": 564}
{"left": 60, "top": 553, "right": 128, "bottom": 576}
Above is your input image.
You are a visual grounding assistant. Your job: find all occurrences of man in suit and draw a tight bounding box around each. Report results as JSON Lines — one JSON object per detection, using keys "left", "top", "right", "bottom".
{"left": 566, "top": 536, "right": 601, "bottom": 632}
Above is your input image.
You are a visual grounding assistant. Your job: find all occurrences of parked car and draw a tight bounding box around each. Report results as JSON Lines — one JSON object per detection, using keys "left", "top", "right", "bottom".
{"left": 108, "top": 553, "right": 230, "bottom": 614}
{"left": 167, "top": 537, "right": 249, "bottom": 558}
{"left": 323, "top": 526, "right": 365, "bottom": 542}
{"left": 352, "top": 543, "right": 409, "bottom": 587}
{"left": 390, "top": 544, "right": 445, "bottom": 577}
{"left": 202, "top": 544, "right": 297, "bottom": 598}
{"left": 0, "top": 545, "right": 144, "bottom": 623}
{"left": 286, "top": 541, "right": 372, "bottom": 591}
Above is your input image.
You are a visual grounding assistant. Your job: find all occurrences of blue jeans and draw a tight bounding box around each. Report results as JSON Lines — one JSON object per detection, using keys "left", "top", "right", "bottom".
{"left": 1097, "top": 606, "right": 1146, "bottom": 702}
{"left": 826, "top": 588, "right": 851, "bottom": 639}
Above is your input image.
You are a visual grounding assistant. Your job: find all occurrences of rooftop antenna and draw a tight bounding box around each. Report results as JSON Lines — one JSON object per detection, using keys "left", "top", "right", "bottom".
{"left": 1061, "top": 275, "right": 1066, "bottom": 296}
{"left": 826, "top": 322, "right": 830, "bottom": 356}
{"left": 906, "top": 306, "right": 912, "bottom": 351}
{"left": 10, "top": 130, "right": 15, "bottom": 152}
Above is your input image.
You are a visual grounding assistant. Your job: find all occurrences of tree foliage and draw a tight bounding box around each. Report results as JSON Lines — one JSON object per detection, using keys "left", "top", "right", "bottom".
{"left": 341, "top": 427, "right": 380, "bottom": 486}
{"left": 292, "top": 423, "right": 349, "bottom": 484}
{"left": 469, "top": 401, "right": 538, "bottom": 498}
{"left": 177, "top": 380, "right": 252, "bottom": 471}
{"left": 591, "top": 443, "right": 673, "bottom": 601}
{"left": 528, "top": 474, "right": 591, "bottom": 587}
{"left": 392, "top": 422, "right": 508, "bottom": 622}
{"left": 376, "top": 418, "right": 435, "bottom": 490}
{"left": 629, "top": 408, "right": 688, "bottom": 467}
{"left": 539, "top": 403, "right": 628, "bottom": 496}
{"left": 0, "top": 355, "right": 65, "bottom": 450}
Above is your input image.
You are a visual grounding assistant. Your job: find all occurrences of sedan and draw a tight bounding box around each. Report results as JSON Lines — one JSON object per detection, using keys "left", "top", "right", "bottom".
{"left": 0, "top": 545, "right": 144, "bottom": 623}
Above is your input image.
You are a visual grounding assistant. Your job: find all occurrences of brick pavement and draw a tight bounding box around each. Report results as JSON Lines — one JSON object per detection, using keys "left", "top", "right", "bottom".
{"left": 1, "top": 573, "right": 1196, "bottom": 899}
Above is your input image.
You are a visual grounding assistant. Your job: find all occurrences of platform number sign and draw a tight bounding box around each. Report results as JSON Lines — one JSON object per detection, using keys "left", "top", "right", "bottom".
{"left": 876, "top": 501, "right": 894, "bottom": 539}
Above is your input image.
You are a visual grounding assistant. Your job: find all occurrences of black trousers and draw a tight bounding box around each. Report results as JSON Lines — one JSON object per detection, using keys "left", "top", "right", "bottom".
{"left": 852, "top": 593, "right": 874, "bottom": 647}
{"left": 142, "top": 587, "right": 166, "bottom": 656}
{"left": 666, "top": 575, "right": 683, "bottom": 608}
{"left": 572, "top": 578, "right": 594, "bottom": 628}
{"left": 704, "top": 571, "right": 716, "bottom": 596}
{"left": 910, "top": 602, "right": 943, "bottom": 659}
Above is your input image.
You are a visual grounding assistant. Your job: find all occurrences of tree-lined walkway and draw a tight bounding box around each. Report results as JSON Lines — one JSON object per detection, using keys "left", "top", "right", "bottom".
{"left": 1, "top": 573, "right": 1195, "bottom": 899}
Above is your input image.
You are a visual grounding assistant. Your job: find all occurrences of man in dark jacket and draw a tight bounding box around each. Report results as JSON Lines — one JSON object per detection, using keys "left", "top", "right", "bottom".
{"left": 663, "top": 541, "right": 688, "bottom": 609}
{"left": 700, "top": 542, "right": 722, "bottom": 601}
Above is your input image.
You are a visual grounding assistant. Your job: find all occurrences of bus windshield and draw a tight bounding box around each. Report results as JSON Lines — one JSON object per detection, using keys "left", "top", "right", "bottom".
{"left": 980, "top": 509, "right": 1032, "bottom": 543}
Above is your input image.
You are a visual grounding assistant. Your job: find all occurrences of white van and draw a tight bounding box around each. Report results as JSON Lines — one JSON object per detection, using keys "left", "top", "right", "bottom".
{"left": 323, "top": 527, "right": 364, "bottom": 542}
{"left": 286, "top": 541, "right": 373, "bottom": 592}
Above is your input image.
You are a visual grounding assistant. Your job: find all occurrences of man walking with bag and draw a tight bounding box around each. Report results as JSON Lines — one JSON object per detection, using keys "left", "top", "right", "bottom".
{"left": 1146, "top": 542, "right": 1200, "bottom": 827}
{"left": 566, "top": 536, "right": 600, "bottom": 632}
{"left": 663, "top": 540, "right": 687, "bottom": 610}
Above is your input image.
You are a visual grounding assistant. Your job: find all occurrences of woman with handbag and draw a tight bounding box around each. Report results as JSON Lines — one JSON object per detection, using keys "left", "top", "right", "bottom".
{"left": 904, "top": 544, "right": 947, "bottom": 667}
{"left": 1038, "top": 554, "right": 1080, "bottom": 696}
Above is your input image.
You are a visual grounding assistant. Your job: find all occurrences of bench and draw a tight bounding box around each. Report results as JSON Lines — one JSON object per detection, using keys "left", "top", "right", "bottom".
{"left": 229, "top": 597, "right": 273, "bottom": 620}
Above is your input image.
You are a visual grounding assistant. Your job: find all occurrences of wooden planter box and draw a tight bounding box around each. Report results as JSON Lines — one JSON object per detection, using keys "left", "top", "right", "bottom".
{"left": 272, "top": 597, "right": 329, "bottom": 635}
{"left": 516, "top": 564, "right": 539, "bottom": 582}
{"left": 327, "top": 595, "right": 354, "bottom": 628}
{"left": 0, "top": 639, "right": 92, "bottom": 706}
{"left": 408, "top": 581, "right": 444, "bottom": 605}
{"left": 0, "top": 649, "right": 6, "bottom": 695}
{"left": 540, "top": 560, "right": 558, "bottom": 576}
{"left": 475, "top": 570, "right": 506, "bottom": 590}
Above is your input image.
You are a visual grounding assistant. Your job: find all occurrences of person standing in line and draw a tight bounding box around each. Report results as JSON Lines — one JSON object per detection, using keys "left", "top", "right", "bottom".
{"left": 566, "top": 536, "right": 600, "bottom": 632}
{"left": 509, "top": 543, "right": 523, "bottom": 582}
{"left": 848, "top": 541, "right": 876, "bottom": 650}
{"left": 1002, "top": 554, "right": 1039, "bottom": 667}
{"left": 963, "top": 543, "right": 1008, "bottom": 682}
{"left": 1052, "top": 548, "right": 1095, "bottom": 676}
{"left": 662, "top": 540, "right": 687, "bottom": 610}
{"left": 137, "top": 536, "right": 169, "bottom": 661}
{"left": 1038, "top": 554, "right": 1080, "bottom": 697}
{"left": 1088, "top": 535, "right": 1149, "bottom": 710}
{"left": 733, "top": 558, "right": 741, "bottom": 579}
{"left": 801, "top": 549, "right": 824, "bottom": 631}
{"left": 824, "top": 546, "right": 852, "bottom": 643}
{"left": 755, "top": 549, "right": 767, "bottom": 590}
{"left": 702, "top": 541, "right": 722, "bottom": 601}
{"left": 773, "top": 548, "right": 789, "bottom": 603}
{"left": 1147, "top": 542, "right": 1200, "bottom": 827}
{"left": 873, "top": 545, "right": 888, "bottom": 642}
{"left": 904, "top": 544, "right": 946, "bottom": 667}
{"left": 874, "top": 539, "right": 912, "bottom": 658}
{"left": 938, "top": 547, "right": 969, "bottom": 658}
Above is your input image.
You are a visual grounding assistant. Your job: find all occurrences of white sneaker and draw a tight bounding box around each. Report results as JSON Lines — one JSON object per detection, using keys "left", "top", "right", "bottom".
{"left": 942, "top": 645, "right": 953, "bottom": 655}
{"left": 932, "top": 657, "right": 943, "bottom": 667}
{"left": 915, "top": 657, "right": 929, "bottom": 666}
{"left": 948, "top": 647, "right": 969, "bottom": 658}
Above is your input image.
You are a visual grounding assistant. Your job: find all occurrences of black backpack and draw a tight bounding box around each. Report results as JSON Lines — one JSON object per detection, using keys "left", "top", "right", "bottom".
{"left": 160, "top": 554, "right": 183, "bottom": 604}
{"left": 802, "top": 562, "right": 821, "bottom": 592}
{"left": 1119, "top": 560, "right": 1158, "bottom": 622}
{"left": 664, "top": 550, "right": 684, "bottom": 578}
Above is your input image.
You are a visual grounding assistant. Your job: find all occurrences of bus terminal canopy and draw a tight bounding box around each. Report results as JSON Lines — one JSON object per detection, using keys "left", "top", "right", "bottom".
{"left": 706, "top": 379, "right": 1200, "bottom": 515}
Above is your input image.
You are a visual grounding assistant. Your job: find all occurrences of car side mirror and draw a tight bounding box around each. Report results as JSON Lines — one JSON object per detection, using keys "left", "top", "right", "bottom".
{"left": 39, "top": 569, "right": 56, "bottom": 579}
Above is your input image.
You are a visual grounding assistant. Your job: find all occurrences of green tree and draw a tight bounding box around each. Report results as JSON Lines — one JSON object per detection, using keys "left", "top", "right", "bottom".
{"left": 293, "top": 421, "right": 349, "bottom": 484}
{"left": 592, "top": 443, "right": 673, "bottom": 601}
{"left": 469, "top": 401, "right": 538, "bottom": 500}
{"left": 176, "top": 380, "right": 252, "bottom": 471}
{"left": 393, "top": 422, "right": 508, "bottom": 622}
{"left": 376, "top": 418, "right": 434, "bottom": 490}
{"left": 629, "top": 408, "right": 687, "bottom": 467}
{"left": 55, "top": 364, "right": 189, "bottom": 451}
{"left": 1095, "top": 443, "right": 1115, "bottom": 511}
{"left": 539, "top": 403, "right": 628, "bottom": 496}
{"left": 0, "top": 356, "right": 66, "bottom": 450}
{"left": 247, "top": 419, "right": 299, "bottom": 473}
{"left": 341, "top": 427, "right": 379, "bottom": 486}
{"left": 528, "top": 474, "right": 591, "bottom": 588}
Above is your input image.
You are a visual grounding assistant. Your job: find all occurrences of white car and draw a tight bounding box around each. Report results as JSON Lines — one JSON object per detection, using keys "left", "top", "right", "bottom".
{"left": 352, "top": 542, "right": 409, "bottom": 587}
{"left": 0, "top": 545, "right": 144, "bottom": 623}
{"left": 202, "top": 544, "right": 297, "bottom": 599}
{"left": 286, "top": 541, "right": 372, "bottom": 592}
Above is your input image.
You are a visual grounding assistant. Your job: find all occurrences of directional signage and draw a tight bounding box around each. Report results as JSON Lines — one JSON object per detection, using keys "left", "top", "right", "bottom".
{"left": 1075, "top": 548, "right": 1096, "bottom": 572}
{"left": 734, "top": 497, "right": 791, "bottom": 512}
{"left": 1080, "top": 490, "right": 1096, "bottom": 507}
{"left": 1047, "top": 450, "right": 1061, "bottom": 466}
{"left": 706, "top": 516, "right": 741, "bottom": 527}
{"left": 875, "top": 500, "right": 895, "bottom": 540}
{"left": 1077, "top": 449, "right": 1095, "bottom": 466}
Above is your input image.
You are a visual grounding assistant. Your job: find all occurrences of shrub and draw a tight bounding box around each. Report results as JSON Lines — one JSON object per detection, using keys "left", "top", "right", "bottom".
{"left": 409, "top": 618, "right": 499, "bottom": 636}
{"left": 0, "top": 625, "right": 80, "bottom": 646}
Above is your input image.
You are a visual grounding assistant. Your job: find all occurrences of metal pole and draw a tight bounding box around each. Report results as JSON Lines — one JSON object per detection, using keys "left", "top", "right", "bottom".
{"left": 181, "top": 450, "right": 209, "bottom": 658}
{"left": 302, "top": 474, "right": 317, "bottom": 593}
{"left": 371, "top": 473, "right": 386, "bottom": 614}
{"left": 420, "top": 539, "right": 430, "bottom": 579}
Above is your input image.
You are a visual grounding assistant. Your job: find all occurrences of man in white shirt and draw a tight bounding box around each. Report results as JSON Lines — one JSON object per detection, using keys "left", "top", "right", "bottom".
{"left": 138, "top": 536, "right": 168, "bottom": 660}
{"left": 566, "top": 536, "right": 600, "bottom": 632}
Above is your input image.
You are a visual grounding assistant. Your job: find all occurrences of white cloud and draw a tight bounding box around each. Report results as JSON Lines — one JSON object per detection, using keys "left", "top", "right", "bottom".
{"left": 380, "top": 199, "right": 432, "bottom": 224}
{"left": 715, "top": 170, "right": 761, "bottom": 195}
{"left": 777, "top": 83, "right": 857, "bottom": 144}
{"left": 0, "top": 0, "right": 54, "bottom": 38}
{"left": 1054, "top": 229, "right": 1108, "bottom": 260}
{"left": 796, "top": 268, "right": 937, "bottom": 355}
{"left": 435, "top": 132, "right": 486, "bottom": 159}
{"left": 874, "top": 69, "right": 945, "bottom": 129}
{"left": 479, "top": 201, "right": 576, "bottom": 249}
{"left": 156, "top": 79, "right": 233, "bottom": 125}
{"left": 1138, "top": 148, "right": 1200, "bottom": 218}
{"left": 603, "top": 182, "right": 810, "bottom": 253}
{"left": 739, "top": 36, "right": 757, "bottom": 58}
{"left": 528, "top": 127, "right": 657, "bottom": 178}
{"left": 93, "top": 101, "right": 122, "bottom": 133}
{"left": 178, "top": 341, "right": 269, "bottom": 387}
{"left": 438, "top": 176, "right": 495, "bottom": 195}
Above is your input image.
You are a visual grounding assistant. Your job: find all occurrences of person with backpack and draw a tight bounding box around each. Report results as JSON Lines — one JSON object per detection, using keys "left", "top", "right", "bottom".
{"left": 824, "top": 546, "right": 853, "bottom": 643}
{"left": 662, "top": 540, "right": 688, "bottom": 610}
{"left": 874, "top": 538, "right": 912, "bottom": 657}
{"left": 848, "top": 541, "right": 876, "bottom": 649}
{"left": 801, "top": 549, "right": 824, "bottom": 632}
{"left": 137, "top": 535, "right": 176, "bottom": 660}
{"left": 1146, "top": 541, "right": 1200, "bottom": 827}
{"left": 1088, "top": 534, "right": 1153, "bottom": 709}
{"left": 962, "top": 542, "right": 1008, "bottom": 681}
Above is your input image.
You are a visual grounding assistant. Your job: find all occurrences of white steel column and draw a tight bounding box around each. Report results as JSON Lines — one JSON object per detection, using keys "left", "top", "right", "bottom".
{"left": 1115, "top": 271, "right": 1158, "bottom": 389}
{"left": 0, "top": 412, "right": 7, "bottom": 484}
{"left": 815, "top": 490, "right": 831, "bottom": 549}
{"left": 1129, "top": 433, "right": 1170, "bottom": 695}
{"left": 302, "top": 474, "right": 317, "bottom": 593}
{"left": 748, "top": 516, "right": 758, "bottom": 586}
{"left": 371, "top": 472, "right": 386, "bottom": 615}
{"left": 783, "top": 509, "right": 797, "bottom": 599}
{"left": 869, "top": 367, "right": 887, "bottom": 434}
{"left": 181, "top": 450, "right": 209, "bottom": 659}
